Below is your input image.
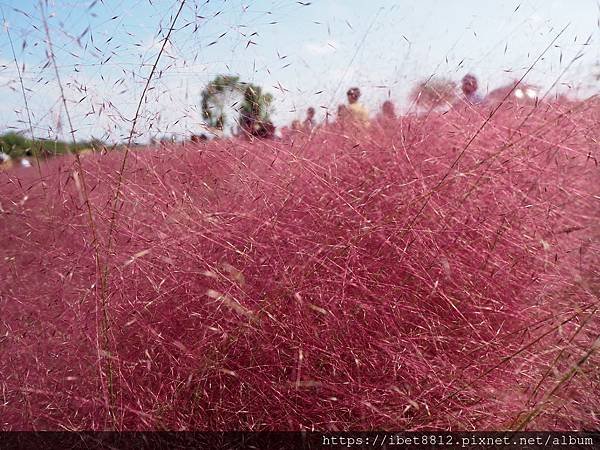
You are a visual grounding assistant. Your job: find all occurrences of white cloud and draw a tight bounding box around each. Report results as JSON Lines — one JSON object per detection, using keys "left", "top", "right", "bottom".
{"left": 303, "top": 40, "right": 339, "bottom": 55}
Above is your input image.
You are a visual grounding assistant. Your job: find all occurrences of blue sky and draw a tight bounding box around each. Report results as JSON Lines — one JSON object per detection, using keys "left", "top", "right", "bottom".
{"left": 1, "top": 0, "right": 599, "bottom": 142}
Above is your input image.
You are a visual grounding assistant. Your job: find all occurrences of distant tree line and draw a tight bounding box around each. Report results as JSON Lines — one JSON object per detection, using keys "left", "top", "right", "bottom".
{"left": 0, "top": 132, "right": 105, "bottom": 158}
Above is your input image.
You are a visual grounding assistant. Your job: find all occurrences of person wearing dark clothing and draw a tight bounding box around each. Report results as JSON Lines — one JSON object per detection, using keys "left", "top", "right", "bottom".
{"left": 380, "top": 100, "right": 396, "bottom": 120}
{"left": 303, "top": 107, "right": 316, "bottom": 131}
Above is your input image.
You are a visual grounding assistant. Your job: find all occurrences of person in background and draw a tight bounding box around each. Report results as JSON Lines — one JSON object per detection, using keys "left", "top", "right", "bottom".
{"left": 0, "top": 152, "right": 12, "bottom": 171}
{"left": 461, "top": 73, "right": 484, "bottom": 105}
{"left": 337, "top": 104, "right": 349, "bottom": 123}
{"left": 380, "top": 100, "right": 397, "bottom": 120}
{"left": 375, "top": 100, "right": 397, "bottom": 128}
{"left": 291, "top": 120, "right": 302, "bottom": 132}
{"left": 346, "top": 87, "right": 369, "bottom": 126}
{"left": 303, "top": 107, "right": 316, "bottom": 131}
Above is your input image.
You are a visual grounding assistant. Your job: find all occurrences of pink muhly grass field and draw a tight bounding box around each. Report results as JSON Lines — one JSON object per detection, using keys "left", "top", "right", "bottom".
{"left": 0, "top": 99, "right": 599, "bottom": 431}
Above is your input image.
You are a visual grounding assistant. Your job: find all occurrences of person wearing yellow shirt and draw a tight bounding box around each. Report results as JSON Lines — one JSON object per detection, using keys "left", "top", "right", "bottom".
{"left": 346, "top": 87, "right": 369, "bottom": 126}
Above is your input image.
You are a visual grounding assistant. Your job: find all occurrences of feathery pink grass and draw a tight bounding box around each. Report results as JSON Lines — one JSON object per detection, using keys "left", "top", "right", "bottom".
{"left": 1, "top": 98, "right": 599, "bottom": 430}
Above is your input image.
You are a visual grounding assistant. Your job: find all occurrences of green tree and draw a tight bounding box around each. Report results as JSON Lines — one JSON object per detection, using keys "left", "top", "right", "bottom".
{"left": 201, "top": 75, "right": 273, "bottom": 133}
{"left": 201, "top": 75, "right": 240, "bottom": 129}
